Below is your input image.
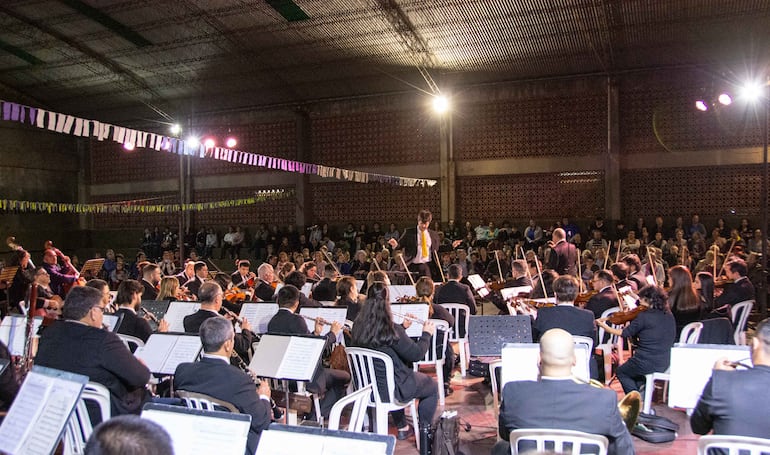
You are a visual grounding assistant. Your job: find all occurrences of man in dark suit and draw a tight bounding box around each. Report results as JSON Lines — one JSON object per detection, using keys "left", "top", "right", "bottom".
{"left": 36, "top": 286, "right": 151, "bottom": 417}
{"left": 283, "top": 271, "right": 322, "bottom": 308}
{"left": 492, "top": 328, "right": 634, "bottom": 455}
{"left": 546, "top": 228, "right": 577, "bottom": 276}
{"left": 267, "top": 285, "right": 349, "bottom": 417}
{"left": 183, "top": 261, "right": 209, "bottom": 298}
{"left": 230, "top": 260, "right": 256, "bottom": 289}
{"left": 311, "top": 264, "right": 338, "bottom": 302}
{"left": 140, "top": 263, "right": 160, "bottom": 301}
{"left": 175, "top": 317, "right": 273, "bottom": 455}
{"left": 585, "top": 270, "right": 618, "bottom": 319}
{"left": 389, "top": 209, "right": 458, "bottom": 279}
{"left": 183, "top": 282, "right": 256, "bottom": 360}
{"left": 691, "top": 318, "right": 770, "bottom": 438}
{"left": 488, "top": 259, "right": 532, "bottom": 314}
{"left": 715, "top": 258, "right": 755, "bottom": 309}
{"left": 435, "top": 264, "right": 477, "bottom": 316}
{"left": 254, "top": 263, "right": 277, "bottom": 302}
{"left": 532, "top": 275, "right": 596, "bottom": 342}
{"left": 115, "top": 279, "right": 169, "bottom": 345}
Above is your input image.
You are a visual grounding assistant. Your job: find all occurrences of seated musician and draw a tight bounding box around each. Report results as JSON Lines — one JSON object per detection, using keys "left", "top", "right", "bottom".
{"left": 415, "top": 276, "right": 456, "bottom": 396}
{"left": 36, "top": 286, "right": 151, "bottom": 417}
{"left": 611, "top": 262, "right": 637, "bottom": 292}
{"left": 183, "top": 282, "right": 256, "bottom": 361}
{"left": 691, "top": 318, "right": 770, "bottom": 438}
{"left": 300, "top": 261, "right": 321, "bottom": 284}
{"left": 0, "top": 340, "right": 19, "bottom": 412}
{"left": 585, "top": 270, "right": 618, "bottom": 319}
{"left": 312, "top": 264, "right": 338, "bottom": 302}
{"left": 434, "top": 264, "right": 477, "bottom": 315}
{"left": 489, "top": 259, "right": 531, "bottom": 314}
{"left": 492, "top": 328, "right": 633, "bottom": 455}
{"left": 230, "top": 259, "right": 256, "bottom": 291}
{"left": 714, "top": 258, "right": 755, "bottom": 309}
{"left": 266, "top": 285, "right": 349, "bottom": 418}
{"left": 530, "top": 276, "right": 597, "bottom": 343}
{"left": 182, "top": 261, "right": 209, "bottom": 297}
{"left": 254, "top": 263, "right": 277, "bottom": 302}
{"left": 85, "top": 415, "right": 173, "bottom": 455}
{"left": 115, "top": 279, "right": 168, "bottom": 346}
{"left": 175, "top": 317, "right": 273, "bottom": 455}
{"left": 283, "top": 271, "right": 322, "bottom": 308}
{"left": 140, "top": 263, "right": 161, "bottom": 301}
{"left": 175, "top": 260, "right": 196, "bottom": 289}
{"left": 334, "top": 276, "right": 361, "bottom": 321}
{"left": 597, "top": 285, "right": 675, "bottom": 394}
{"left": 33, "top": 267, "right": 62, "bottom": 317}
{"left": 530, "top": 269, "right": 557, "bottom": 300}
{"left": 41, "top": 247, "right": 78, "bottom": 298}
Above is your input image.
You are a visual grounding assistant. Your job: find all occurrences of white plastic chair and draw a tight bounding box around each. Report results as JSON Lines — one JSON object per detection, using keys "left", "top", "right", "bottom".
{"left": 346, "top": 347, "right": 420, "bottom": 449}
{"left": 642, "top": 322, "right": 704, "bottom": 414}
{"left": 327, "top": 384, "right": 372, "bottom": 432}
{"left": 730, "top": 300, "right": 754, "bottom": 345}
{"left": 82, "top": 382, "right": 111, "bottom": 424}
{"left": 62, "top": 398, "right": 93, "bottom": 455}
{"left": 572, "top": 336, "right": 593, "bottom": 383}
{"left": 510, "top": 428, "right": 609, "bottom": 455}
{"left": 596, "top": 307, "right": 624, "bottom": 384}
{"left": 117, "top": 333, "right": 145, "bottom": 352}
{"left": 489, "top": 360, "right": 503, "bottom": 415}
{"left": 413, "top": 319, "right": 449, "bottom": 405}
{"left": 697, "top": 434, "right": 770, "bottom": 455}
{"left": 439, "top": 303, "right": 470, "bottom": 377}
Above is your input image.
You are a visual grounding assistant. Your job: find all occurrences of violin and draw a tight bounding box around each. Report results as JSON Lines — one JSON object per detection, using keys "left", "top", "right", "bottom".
{"left": 574, "top": 290, "right": 597, "bottom": 306}
{"left": 224, "top": 288, "right": 248, "bottom": 303}
{"left": 606, "top": 305, "right": 647, "bottom": 325}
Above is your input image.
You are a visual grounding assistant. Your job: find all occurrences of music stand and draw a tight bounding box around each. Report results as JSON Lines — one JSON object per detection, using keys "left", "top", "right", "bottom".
{"left": 257, "top": 423, "right": 396, "bottom": 455}
{"left": 0, "top": 266, "right": 19, "bottom": 284}
{"left": 78, "top": 258, "right": 105, "bottom": 279}
{"left": 140, "top": 300, "right": 172, "bottom": 331}
{"left": 469, "top": 315, "right": 532, "bottom": 357}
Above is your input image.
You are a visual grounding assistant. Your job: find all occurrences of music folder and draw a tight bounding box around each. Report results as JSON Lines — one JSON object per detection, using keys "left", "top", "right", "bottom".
{"left": 257, "top": 423, "right": 396, "bottom": 455}
{"left": 0, "top": 366, "right": 88, "bottom": 455}
{"left": 163, "top": 301, "right": 202, "bottom": 332}
{"left": 134, "top": 333, "right": 203, "bottom": 375}
{"left": 249, "top": 334, "right": 326, "bottom": 382}
{"left": 142, "top": 403, "right": 251, "bottom": 455}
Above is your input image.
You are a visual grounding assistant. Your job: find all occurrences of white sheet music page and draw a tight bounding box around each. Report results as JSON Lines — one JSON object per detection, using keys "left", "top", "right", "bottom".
{"left": 239, "top": 303, "right": 279, "bottom": 334}
{"left": 161, "top": 336, "right": 203, "bottom": 374}
{"left": 389, "top": 303, "right": 430, "bottom": 337}
{"left": 142, "top": 408, "right": 250, "bottom": 455}
{"left": 135, "top": 334, "right": 176, "bottom": 374}
{"left": 299, "top": 307, "right": 347, "bottom": 336}
{"left": 276, "top": 337, "right": 325, "bottom": 381}
{"left": 249, "top": 334, "right": 286, "bottom": 378}
{"left": 0, "top": 316, "right": 43, "bottom": 356}
{"left": 164, "top": 301, "right": 201, "bottom": 332}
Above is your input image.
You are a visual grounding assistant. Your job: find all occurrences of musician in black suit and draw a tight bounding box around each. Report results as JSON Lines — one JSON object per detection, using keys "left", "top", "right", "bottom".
{"left": 489, "top": 259, "right": 532, "bottom": 314}
{"left": 266, "top": 285, "right": 349, "bottom": 417}
{"left": 585, "top": 270, "right": 618, "bottom": 319}
{"left": 311, "top": 264, "right": 338, "bottom": 302}
{"left": 283, "top": 271, "right": 322, "bottom": 308}
{"left": 715, "top": 258, "right": 755, "bottom": 308}
{"left": 254, "top": 263, "right": 277, "bottom": 302}
{"left": 183, "top": 282, "right": 256, "bottom": 360}
{"left": 36, "top": 286, "right": 151, "bottom": 417}
{"left": 230, "top": 260, "right": 256, "bottom": 289}
{"left": 597, "top": 285, "right": 676, "bottom": 394}
{"left": 492, "top": 328, "right": 633, "bottom": 455}
{"left": 140, "top": 263, "right": 160, "bottom": 301}
{"left": 388, "top": 209, "right": 452, "bottom": 279}
{"left": 115, "top": 279, "right": 168, "bottom": 346}
{"left": 175, "top": 317, "right": 272, "bottom": 455}
{"left": 532, "top": 275, "right": 596, "bottom": 342}
{"left": 546, "top": 228, "right": 577, "bottom": 276}
{"left": 183, "top": 261, "right": 209, "bottom": 297}
{"left": 334, "top": 276, "right": 361, "bottom": 322}
{"left": 434, "top": 264, "right": 477, "bottom": 315}
{"left": 691, "top": 318, "right": 770, "bottom": 438}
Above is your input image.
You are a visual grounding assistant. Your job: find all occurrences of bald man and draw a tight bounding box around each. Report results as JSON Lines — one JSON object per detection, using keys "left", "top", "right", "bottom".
{"left": 493, "top": 329, "right": 634, "bottom": 455}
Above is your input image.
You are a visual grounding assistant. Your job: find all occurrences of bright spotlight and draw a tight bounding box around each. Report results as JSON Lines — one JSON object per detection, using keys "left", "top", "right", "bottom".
{"left": 432, "top": 95, "right": 450, "bottom": 114}
{"left": 170, "top": 124, "right": 181, "bottom": 135}
{"left": 123, "top": 142, "right": 135, "bottom": 151}
{"left": 717, "top": 93, "right": 732, "bottom": 106}
{"left": 739, "top": 82, "right": 764, "bottom": 102}
{"left": 695, "top": 100, "right": 709, "bottom": 112}
{"left": 226, "top": 137, "right": 237, "bottom": 148}
{"left": 203, "top": 138, "right": 216, "bottom": 149}
{"left": 187, "top": 136, "right": 200, "bottom": 148}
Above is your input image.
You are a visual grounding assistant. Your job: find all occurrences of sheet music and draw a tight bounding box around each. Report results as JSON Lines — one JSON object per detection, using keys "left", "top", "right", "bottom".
{"left": 102, "top": 314, "right": 120, "bottom": 332}
{"left": 499, "top": 286, "right": 532, "bottom": 301}
{"left": 0, "top": 367, "right": 86, "bottom": 455}
{"left": 0, "top": 316, "right": 43, "bottom": 356}
{"left": 501, "top": 343, "right": 595, "bottom": 388}
{"left": 135, "top": 334, "right": 202, "bottom": 375}
{"left": 142, "top": 406, "right": 250, "bottom": 455}
{"left": 387, "top": 285, "right": 416, "bottom": 300}
{"left": 250, "top": 335, "right": 325, "bottom": 381}
{"left": 355, "top": 280, "right": 364, "bottom": 292}
{"left": 256, "top": 427, "right": 391, "bottom": 455}
{"left": 300, "top": 283, "right": 313, "bottom": 297}
{"left": 299, "top": 307, "right": 347, "bottom": 336}
{"left": 240, "top": 303, "right": 279, "bottom": 334}
{"left": 163, "top": 301, "right": 201, "bottom": 332}
{"left": 466, "top": 274, "right": 486, "bottom": 290}
{"left": 389, "top": 303, "right": 430, "bottom": 337}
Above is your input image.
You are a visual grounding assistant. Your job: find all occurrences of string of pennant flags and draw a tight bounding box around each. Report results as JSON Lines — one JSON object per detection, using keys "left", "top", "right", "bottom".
{"left": 0, "top": 189, "right": 293, "bottom": 214}
{"left": 0, "top": 100, "right": 437, "bottom": 188}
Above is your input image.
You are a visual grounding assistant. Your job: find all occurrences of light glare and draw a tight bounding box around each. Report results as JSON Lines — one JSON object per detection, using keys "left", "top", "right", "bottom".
{"left": 203, "top": 138, "right": 216, "bottom": 149}
{"left": 123, "top": 142, "right": 135, "bottom": 151}
{"left": 739, "top": 82, "right": 764, "bottom": 102}
{"left": 695, "top": 100, "right": 709, "bottom": 112}
{"left": 226, "top": 137, "right": 237, "bottom": 148}
{"left": 432, "top": 95, "right": 450, "bottom": 114}
{"left": 170, "top": 124, "right": 181, "bottom": 135}
{"left": 187, "top": 136, "right": 200, "bottom": 148}
{"left": 717, "top": 93, "right": 732, "bottom": 106}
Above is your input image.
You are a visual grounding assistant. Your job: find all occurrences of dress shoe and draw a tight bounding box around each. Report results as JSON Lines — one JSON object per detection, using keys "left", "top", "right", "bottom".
{"left": 397, "top": 425, "right": 413, "bottom": 440}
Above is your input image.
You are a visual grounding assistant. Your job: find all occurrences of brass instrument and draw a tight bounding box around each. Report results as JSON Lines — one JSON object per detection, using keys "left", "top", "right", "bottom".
{"left": 574, "top": 376, "right": 640, "bottom": 431}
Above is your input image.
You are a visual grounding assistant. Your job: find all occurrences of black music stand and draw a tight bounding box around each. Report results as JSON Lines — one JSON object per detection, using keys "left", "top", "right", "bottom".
{"left": 468, "top": 315, "right": 532, "bottom": 357}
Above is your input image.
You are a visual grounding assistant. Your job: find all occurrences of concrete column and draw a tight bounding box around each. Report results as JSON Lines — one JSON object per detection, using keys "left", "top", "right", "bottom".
{"left": 605, "top": 77, "right": 621, "bottom": 221}
{"left": 295, "top": 109, "right": 312, "bottom": 227}
{"left": 76, "top": 139, "right": 89, "bottom": 230}
{"left": 439, "top": 113, "right": 456, "bottom": 223}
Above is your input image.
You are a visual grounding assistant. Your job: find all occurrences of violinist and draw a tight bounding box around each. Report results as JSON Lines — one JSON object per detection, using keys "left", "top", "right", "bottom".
{"left": 230, "top": 260, "right": 256, "bottom": 290}
{"left": 115, "top": 280, "right": 169, "bottom": 346}
{"left": 183, "top": 261, "right": 209, "bottom": 297}
{"left": 140, "top": 264, "right": 161, "bottom": 301}
{"left": 254, "top": 263, "right": 277, "bottom": 302}
{"left": 301, "top": 261, "right": 321, "bottom": 284}
{"left": 596, "top": 285, "right": 676, "bottom": 394}
{"left": 284, "top": 271, "right": 321, "bottom": 308}
{"left": 531, "top": 276, "right": 597, "bottom": 344}
{"left": 42, "top": 247, "right": 78, "bottom": 299}
{"left": 175, "top": 260, "right": 196, "bottom": 287}
{"left": 488, "top": 260, "right": 531, "bottom": 314}
{"left": 335, "top": 275, "right": 361, "bottom": 321}
{"left": 585, "top": 270, "right": 617, "bottom": 319}
{"left": 694, "top": 271, "right": 715, "bottom": 313}
{"left": 156, "top": 276, "right": 185, "bottom": 301}
{"left": 714, "top": 259, "right": 755, "bottom": 309}
{"left": 312, "top": 264, "right": 339, "bottom": 302}
{"left": 610, "top": 262, "right": 637, "bottom": 293}
{"left": 435, "top": 264, "right": 477, "bottom": 315}
{"left": 669, "top": 265, "right": 704, "bottom": 337}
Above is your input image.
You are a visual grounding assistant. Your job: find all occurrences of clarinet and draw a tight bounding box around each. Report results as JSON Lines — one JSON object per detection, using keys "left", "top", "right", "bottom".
{"left": 230, "top": 350, "right": 282, "bottom": 419}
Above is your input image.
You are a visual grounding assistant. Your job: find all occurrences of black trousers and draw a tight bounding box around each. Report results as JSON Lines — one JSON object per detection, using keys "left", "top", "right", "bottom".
{"left": 617, "top": 355, "right": 655, "bottom": 394}
{"left": 307, "top": 367, "right": 350, "bottom": 417}
{"left": 392, "top": 371, "right": 438, "bottom": 428}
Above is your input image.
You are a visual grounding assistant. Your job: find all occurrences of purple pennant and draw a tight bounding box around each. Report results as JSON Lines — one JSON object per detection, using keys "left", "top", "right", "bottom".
{"left": 10, "top": 103, "right": 20, "bottom": 121}
{"left": 2, "top": 102, "right": 12, "bottom": 121}
{"left": 28, "top": 107, "right": 36, "bottom": 125}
